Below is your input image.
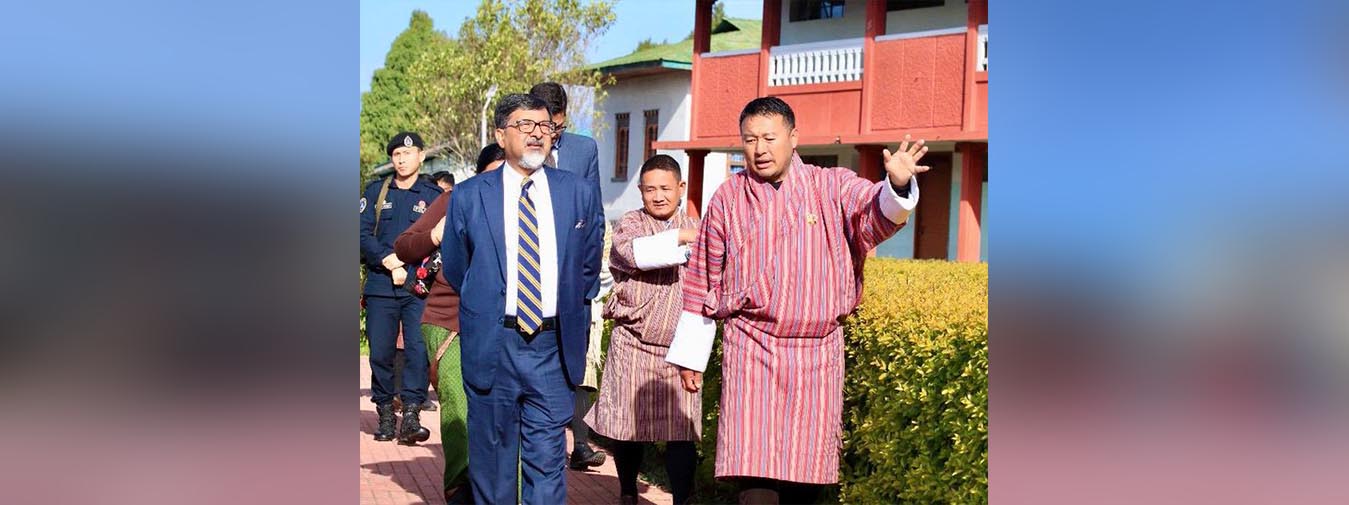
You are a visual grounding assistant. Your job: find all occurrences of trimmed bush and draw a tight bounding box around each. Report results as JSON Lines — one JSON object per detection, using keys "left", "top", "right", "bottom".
{"left": 840, "top": 259, "right": 988, "bottom": 503}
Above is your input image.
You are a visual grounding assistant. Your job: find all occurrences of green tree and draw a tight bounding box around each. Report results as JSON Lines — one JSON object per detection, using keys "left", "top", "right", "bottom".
{"left": 407, "top": 0, "right": 617, "bottom": 169}
{"left": 634, "top": 36, "right": 662, "bottom": 52}
{"left": 359, "top": 11, "right": 450, "bottom": 181}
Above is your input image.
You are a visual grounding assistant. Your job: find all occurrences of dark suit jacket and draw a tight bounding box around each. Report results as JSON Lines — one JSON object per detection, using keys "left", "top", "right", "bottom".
{"left": 553, "top": 131, "right": 600, "bottom": 194}
{"left": 554, "top": 132, "right": 603, "bottom": 294}
{"left": 441, "top": 166, "right": 603, "bottom": 390}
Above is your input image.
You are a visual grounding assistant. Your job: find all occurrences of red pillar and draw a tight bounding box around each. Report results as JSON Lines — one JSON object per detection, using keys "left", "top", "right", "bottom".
{"left": 685, "top": 149, "right": 710, "bottom": 218}
{"left": 854, "top": 144, "right": 885, "bottom": 182}
{"left": 758, "top": 0, "right": 781, "bottom": 98}
{"left": 955, "top": 142, "right": 984, "bottom": 262}
{"left": 964, "top": 0, "right": 988, "bottom": 132}
{"left": 690, "top": 0, "right": 713, "bottom": 140}
{"left": 859, "top": 0, "right": 886, "bottom": 134}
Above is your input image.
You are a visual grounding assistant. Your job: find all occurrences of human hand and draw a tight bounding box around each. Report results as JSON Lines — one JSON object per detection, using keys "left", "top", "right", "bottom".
{"left": 679, "top": 368, "right": 703, "bottom": 393}
{"left": 883, "top": 134, "right": 931, "bottom": 187}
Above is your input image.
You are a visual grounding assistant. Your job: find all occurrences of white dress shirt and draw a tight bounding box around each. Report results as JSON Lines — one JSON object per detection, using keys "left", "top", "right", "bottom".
{"left": 665, "top": 175, "right": 920, "bottom": 372}
{"left": 502, "top": 163, "right": 559, "bottom": 318}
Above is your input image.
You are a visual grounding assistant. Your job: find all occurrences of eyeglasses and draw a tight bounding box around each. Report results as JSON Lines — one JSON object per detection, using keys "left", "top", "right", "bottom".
{"left": 504, "top": 119, "right": 559, "bottom": 134}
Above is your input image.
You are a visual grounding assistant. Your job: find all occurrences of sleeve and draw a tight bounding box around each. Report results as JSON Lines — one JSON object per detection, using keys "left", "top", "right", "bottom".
{"left": 663, "top": 193, "right": 729, "bottom": 372}
{"left": 581, "top": 183, "right": 604, "bottom": 301}
{"left": 632, "top": 231, "right": 690, "bottom": 270}
{"left": 607, "top": 211, "right": 643, "bottom": 277}
{"left": 585, "top": 151, "right": 605, "bottom": 297}
{"left": 395, "top": 192, "right": 450, "bottom": 265}
{"left": 441, "top": 186, "right": 471, "bottom": 294}
{"left": 359, "top": 182, "right": 390, "bottom": 268}
{"left": 837, "top": 169, "right": 918, "bottom": 254}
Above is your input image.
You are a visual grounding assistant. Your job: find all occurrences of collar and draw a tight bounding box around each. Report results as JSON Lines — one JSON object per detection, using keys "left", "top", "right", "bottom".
{"left": 502, "top": 162, "right": 548, "bottom": 191}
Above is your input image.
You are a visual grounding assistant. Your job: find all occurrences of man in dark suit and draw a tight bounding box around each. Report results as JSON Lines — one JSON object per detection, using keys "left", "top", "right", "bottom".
{"left": 529, "top": 82, "right": 609, "bottom": 470}
{"left": 441, "top": 93, "right": 603, "bottom": 505}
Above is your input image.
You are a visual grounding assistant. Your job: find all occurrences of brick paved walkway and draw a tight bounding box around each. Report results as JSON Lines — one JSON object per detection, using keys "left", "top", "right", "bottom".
{"left": 360, "top": 358, "right": 674, "bottom": 505}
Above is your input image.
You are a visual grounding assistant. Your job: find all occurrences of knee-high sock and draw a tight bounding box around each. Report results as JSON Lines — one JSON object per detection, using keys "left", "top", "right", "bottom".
{"left": 613, "top": 441, "right": 644, "bottom": 497}
{"left": 665, "top": 441, "right": 697, "bottom": 505}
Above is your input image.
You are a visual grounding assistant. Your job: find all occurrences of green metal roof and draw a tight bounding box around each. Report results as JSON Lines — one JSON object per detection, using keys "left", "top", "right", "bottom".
{"left": 589, "top": 18, "right": 762, "bottom": 73}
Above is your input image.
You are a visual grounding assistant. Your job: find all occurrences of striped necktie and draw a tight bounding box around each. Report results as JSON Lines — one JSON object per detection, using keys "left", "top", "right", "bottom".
{"left": 516, "top": 177, "right": 544, "bottom": 334}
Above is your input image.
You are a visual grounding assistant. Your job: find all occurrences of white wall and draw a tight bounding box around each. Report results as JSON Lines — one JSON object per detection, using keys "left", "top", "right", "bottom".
{"left": 595, "top": 70, "right": 730, "bottom": 222}
{"left": 778, "top": 1, "right": 966, "bottom": 46}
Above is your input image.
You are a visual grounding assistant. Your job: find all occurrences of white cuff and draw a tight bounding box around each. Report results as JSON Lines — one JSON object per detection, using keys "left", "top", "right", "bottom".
{"left": 633, "top": 229, "right": 690, "bottom": 270}
{"left": 878, "top": 175, "right": 919, "bottom": 224}
{"left": 665, "top": 311, "right": 716, "bottom": 372}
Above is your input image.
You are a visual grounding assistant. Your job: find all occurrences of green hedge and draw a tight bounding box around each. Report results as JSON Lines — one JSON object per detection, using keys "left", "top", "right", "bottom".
{"left": 840, "top": 259, "right": 988, "bottom": 504}
{"left": 602, "top": 259, "right": 987, "bottom": 503}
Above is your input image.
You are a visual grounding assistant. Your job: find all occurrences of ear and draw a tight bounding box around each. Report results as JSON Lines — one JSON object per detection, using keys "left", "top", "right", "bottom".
{"left": 789, "top": 127, "right": 799, "bottom": 150}
{"left": 417, "top": 150, "right": 427, "bottom": 164}
{"left": 493, "top": 128, "right": 504, "bottom": 147}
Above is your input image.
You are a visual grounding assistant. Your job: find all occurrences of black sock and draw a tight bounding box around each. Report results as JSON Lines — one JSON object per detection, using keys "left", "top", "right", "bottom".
{"left": 613, "top": 441, "right": 644, "bottom": 497}
{"left": 778, "top": 481, "right": 820, "bottom": 505}
{"left": 665, "top": 441, "right": 697, "bottom": 505}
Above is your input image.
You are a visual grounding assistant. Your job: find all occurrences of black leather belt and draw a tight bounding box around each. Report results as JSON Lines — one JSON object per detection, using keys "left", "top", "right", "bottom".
{"left": 503, "top": 315, "right": 558, "bottom": 333}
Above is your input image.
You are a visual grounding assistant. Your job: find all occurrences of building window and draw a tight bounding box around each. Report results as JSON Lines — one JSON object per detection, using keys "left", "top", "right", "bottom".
{"left": 789, "top": 0, "right": 845, "bottom": 22}
{"left": 886, "top": 0, "right": 944, "bottom": 11}
{"left": 614, "top": 113, "right": 630, "bottom": 181}
{"left": 642, "top": 109, "right": 659, "bottom": 162}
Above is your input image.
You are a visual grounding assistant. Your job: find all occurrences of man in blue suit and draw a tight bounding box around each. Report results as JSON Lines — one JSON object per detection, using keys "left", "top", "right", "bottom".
{"left": 441, "top": 93, "right": 603, "bottom": 505}
{"left": 528, "top": 81, "right": 609, "bottom": 470}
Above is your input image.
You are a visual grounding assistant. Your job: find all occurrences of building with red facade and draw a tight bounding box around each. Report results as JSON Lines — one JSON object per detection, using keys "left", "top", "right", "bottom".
{"left": 596, "top": 0, "right": 987, "bottom": 261}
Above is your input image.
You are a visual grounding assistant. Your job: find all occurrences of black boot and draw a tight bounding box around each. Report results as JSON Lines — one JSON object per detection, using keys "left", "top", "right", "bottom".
{"left": 398, "top": 402, "right": 431, "bottom": 445}
{"left": 374, "top": 403, "right": 397, "bottom": 441}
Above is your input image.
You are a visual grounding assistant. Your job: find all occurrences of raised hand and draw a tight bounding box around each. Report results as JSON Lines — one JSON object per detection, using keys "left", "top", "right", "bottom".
{"left": 883, "top": 134, "right": 931, "bottom": 186}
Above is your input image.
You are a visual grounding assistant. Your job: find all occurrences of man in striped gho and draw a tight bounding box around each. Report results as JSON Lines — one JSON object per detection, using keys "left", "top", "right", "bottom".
{"left": 665, "top": 96, "right": 928, "bottom": 504}
{"left": 586, "top": 154, "right": 702, "bottom": 505}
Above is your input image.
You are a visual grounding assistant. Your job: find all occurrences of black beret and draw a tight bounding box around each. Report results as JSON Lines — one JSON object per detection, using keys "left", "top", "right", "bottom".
{"left": 386, "top": 131, "right": 425, "bottom": 157}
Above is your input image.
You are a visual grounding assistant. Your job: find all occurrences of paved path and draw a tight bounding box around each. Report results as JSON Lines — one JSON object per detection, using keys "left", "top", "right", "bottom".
{"left": 360, "top": 358, "right": 675, "bottom": 504}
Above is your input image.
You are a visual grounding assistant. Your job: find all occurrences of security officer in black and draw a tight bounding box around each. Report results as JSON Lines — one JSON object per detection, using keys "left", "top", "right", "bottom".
{"left": 361, "top": 131, "right": 442, "bottom": 444}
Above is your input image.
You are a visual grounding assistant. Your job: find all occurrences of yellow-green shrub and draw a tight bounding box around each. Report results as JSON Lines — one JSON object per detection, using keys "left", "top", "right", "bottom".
{"left": 840, "top": 259, "right": 988, "bottom": 503}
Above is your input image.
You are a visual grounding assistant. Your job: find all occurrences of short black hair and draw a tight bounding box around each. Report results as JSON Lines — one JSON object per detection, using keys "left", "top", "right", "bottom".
{"left": 529, "top": 82, "right": 568, "bottom": 117}
{"left": 639, "top": 154, "right": 682, "bottom": 181}
{"left": 475, "top": 143, "right": 506, "bottom": 174}
{"left": 494, "top": 93, "right": 550, "bottom": 129}
{"left": 738, "top": 96, "right": 796, "bottom": 130}
{"left": 430, "top": 171, "right": 455, "bottom": 186}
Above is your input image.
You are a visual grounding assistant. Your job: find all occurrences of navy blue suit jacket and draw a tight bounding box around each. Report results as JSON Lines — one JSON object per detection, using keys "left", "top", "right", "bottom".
{"left": 554, "top": 132, "right": 603, "bottom": 295}
{"left": 441, "top": 166, "right": 603, "bottom": 390}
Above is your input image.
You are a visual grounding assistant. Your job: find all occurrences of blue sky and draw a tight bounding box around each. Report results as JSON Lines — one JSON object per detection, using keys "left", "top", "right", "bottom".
{"left": 360, "top": 0, "right": 764, "bottom": 93}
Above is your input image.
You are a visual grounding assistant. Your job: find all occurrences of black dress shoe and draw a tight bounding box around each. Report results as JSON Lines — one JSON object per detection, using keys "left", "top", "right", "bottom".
{"left": 568, "top": 447, "right": 606, "bottom": 469}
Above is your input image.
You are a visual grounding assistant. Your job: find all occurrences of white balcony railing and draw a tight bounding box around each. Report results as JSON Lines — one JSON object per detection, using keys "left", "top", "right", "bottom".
{"left": 768, "top": 38, "right": 863, "bottom": 87}
{"left": 977, "top": 24, "right": 988, "bottom": 71}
